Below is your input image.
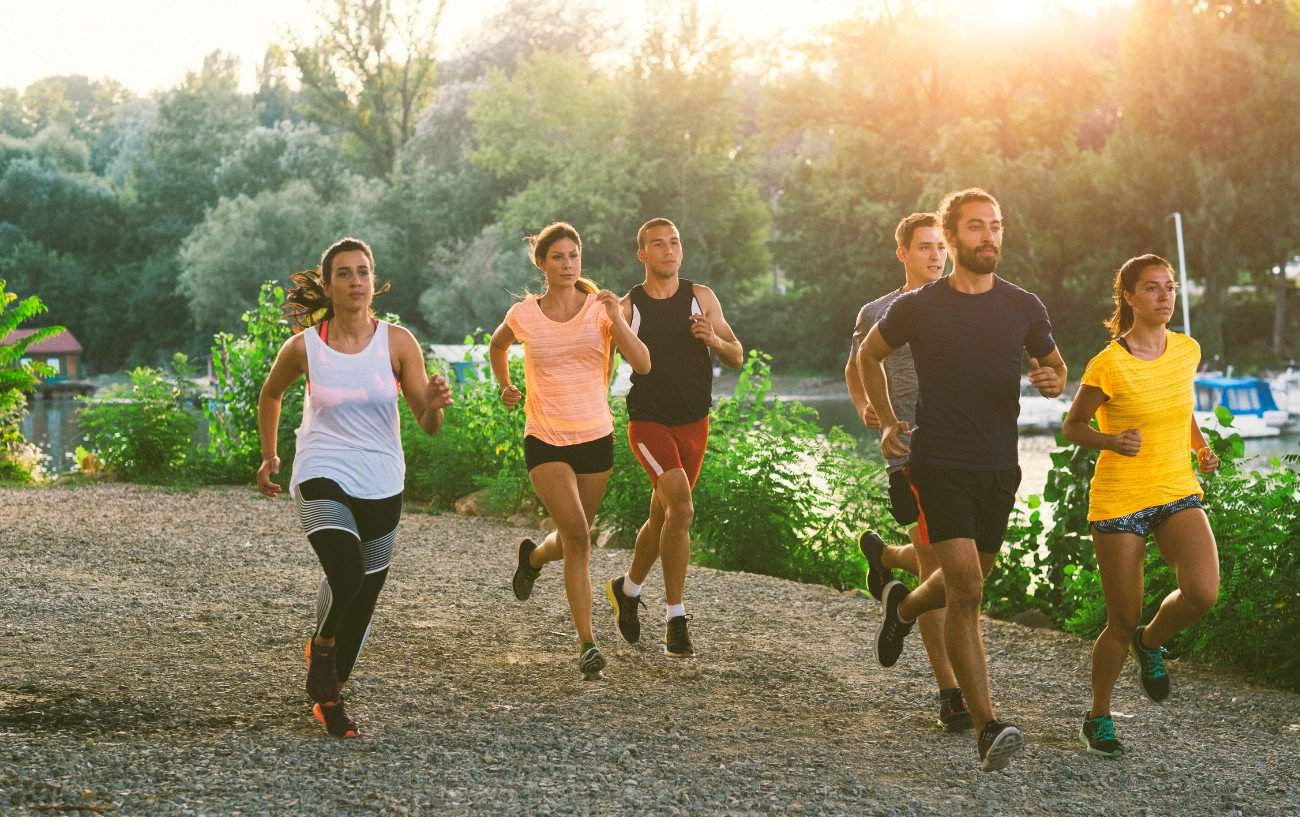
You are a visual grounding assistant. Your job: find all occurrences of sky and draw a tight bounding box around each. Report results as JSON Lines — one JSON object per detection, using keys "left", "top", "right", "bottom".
{"left": 0, "top": 0, "right": 874, "bottom": 95}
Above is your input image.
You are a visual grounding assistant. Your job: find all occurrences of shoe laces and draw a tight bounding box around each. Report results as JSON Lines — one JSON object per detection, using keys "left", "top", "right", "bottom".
{"left": 1088, "top": 715, "right": 1117, "bottom": 743}
{"left": 1138, "top": 641, "right": 1168, "bottom": 678}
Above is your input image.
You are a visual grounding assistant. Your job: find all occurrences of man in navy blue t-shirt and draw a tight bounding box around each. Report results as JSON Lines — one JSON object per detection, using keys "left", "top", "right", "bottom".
{"left": 857, "top": 188, "right": 1068, "bottom": 773}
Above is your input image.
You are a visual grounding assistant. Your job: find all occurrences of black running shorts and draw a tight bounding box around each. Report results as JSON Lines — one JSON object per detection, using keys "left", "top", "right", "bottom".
{"left": 887, "top": 469, "right": 919, "bottom": 527}
{"left": 907, "top": 463, "right": 1021, "bottom": 554}
{"left": 524, "top": 434, "right": 614, "bottom": 474}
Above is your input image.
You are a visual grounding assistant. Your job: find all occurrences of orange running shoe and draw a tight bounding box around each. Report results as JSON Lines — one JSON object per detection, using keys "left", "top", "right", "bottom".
{"left": 313, "top": 697, "right": 359, "bottom": 739}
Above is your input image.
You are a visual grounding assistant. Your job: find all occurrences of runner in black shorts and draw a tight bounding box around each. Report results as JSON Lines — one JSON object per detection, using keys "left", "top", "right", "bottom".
{"left": 846, "top": 212, "right": 969, "bottom": 730}
{"left": 857, "top": 189, "right": 1068, "bottom": 772}
{"left": 604, "top": 218, "right": 743, "bottom": 658}
{"left": 490, "top": 222, "right": 650, "bottom": 679}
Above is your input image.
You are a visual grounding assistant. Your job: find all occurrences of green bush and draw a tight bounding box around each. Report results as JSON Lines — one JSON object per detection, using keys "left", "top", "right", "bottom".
{"left": 600, "top": 351, "right": 897, "bottom": 590}
{"left": 400, "top": 337, "right": 528, "bottom": 510}
{"left": 78, "top": 355, "right": 198, "bottom": 481}
{"left": 0, "top": 278, "right": 61, "bottom": 483}
{"left": 206, "top": 281, "right": 302, "bottom": 484}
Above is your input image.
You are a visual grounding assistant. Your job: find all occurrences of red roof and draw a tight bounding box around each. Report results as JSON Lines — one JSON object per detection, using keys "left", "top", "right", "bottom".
{"left": 3, "top": 328, "right": 83, "bottom": 355}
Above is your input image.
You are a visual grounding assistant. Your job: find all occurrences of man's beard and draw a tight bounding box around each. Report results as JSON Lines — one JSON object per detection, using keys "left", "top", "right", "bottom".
{"left": 956, "top": 242, "right": 1000, "bottom": 275}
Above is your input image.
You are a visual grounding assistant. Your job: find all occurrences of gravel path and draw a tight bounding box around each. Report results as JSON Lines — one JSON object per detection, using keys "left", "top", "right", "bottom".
{"left": 2, "top": 484, "right": 1297, "bottom": 816}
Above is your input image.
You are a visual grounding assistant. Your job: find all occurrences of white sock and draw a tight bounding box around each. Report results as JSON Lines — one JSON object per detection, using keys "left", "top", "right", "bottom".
{"left": 622, "top": 574, "right": 642, "bottom": 598}
{"left": 665, "top": 602, "right": 685, "bottom": 621}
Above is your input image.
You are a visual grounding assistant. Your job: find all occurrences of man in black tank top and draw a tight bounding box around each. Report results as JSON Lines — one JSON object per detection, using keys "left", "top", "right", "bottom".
{"left": 604, "top": 218, "right": 743, "bottom": 658}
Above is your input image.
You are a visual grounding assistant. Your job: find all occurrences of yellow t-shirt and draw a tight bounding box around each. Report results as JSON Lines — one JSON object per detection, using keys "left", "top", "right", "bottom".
{"left": 1080, "top": 331, "right": 1203, "bottom": 521}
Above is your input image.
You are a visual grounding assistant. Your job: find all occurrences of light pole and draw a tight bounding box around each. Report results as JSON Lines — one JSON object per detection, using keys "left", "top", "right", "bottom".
{"left": 1167, "top": 211, "right": 1192, "bottom": 335}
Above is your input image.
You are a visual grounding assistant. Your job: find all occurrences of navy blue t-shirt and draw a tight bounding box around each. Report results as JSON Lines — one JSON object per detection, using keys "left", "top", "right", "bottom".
{"left": 877, "top": 277, "right": 1056, "bottom": 471}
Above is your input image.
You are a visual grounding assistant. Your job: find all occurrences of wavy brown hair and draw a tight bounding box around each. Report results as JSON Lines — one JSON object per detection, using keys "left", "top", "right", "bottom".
{"left": 284, "top": 237, "right": 389, "bottom": 329}
{"left": 939, "top": 188, "right": 1001, "bottom": 239}
{"left": 527, "top": 222, "right": 598, "bottom": 295}
{"left": 1104, "top": 253, "right": 1174, "bottom": 339}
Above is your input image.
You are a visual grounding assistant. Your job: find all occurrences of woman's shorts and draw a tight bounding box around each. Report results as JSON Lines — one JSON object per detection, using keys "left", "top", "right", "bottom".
{"left": 1091, "top": 494, "right": 1204, "bottom": 537}
{"left": 524, "top": 434, "right": 614, "bottom": 474}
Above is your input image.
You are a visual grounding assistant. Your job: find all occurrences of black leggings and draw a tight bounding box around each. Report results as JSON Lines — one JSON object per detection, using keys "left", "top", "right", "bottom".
{"left": 295, "top": 478, "right": 402, "bottom": 683}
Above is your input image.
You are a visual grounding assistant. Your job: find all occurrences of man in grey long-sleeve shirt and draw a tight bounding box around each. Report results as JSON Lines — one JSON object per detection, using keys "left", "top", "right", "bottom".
{"left": 845, "top": 211, "right": 970, "bottom": 731}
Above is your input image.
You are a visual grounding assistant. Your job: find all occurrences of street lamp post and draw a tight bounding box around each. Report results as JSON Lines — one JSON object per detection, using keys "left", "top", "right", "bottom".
{"left": 1168, "top": 211, "right": 1192, "bottom": 336}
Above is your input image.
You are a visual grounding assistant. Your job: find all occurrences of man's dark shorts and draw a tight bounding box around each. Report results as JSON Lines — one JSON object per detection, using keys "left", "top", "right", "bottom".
{"left": 887, "top": 469, "right": 920, "bottom": 527}
{"left": 907, "top": 463, "right": 1021, "bottom": 554}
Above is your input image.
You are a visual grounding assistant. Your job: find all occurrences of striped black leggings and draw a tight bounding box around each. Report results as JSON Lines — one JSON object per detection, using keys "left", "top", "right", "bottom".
{"left": 296, "top": 478, "right": 402, "bottom": 683}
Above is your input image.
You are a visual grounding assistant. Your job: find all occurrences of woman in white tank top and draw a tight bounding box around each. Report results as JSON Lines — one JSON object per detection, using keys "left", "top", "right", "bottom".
{"left": 256, "top": 237, "right": 452, "bottom": 738}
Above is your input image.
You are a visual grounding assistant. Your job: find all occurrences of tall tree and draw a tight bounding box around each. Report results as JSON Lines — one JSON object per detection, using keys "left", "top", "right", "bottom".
{"left": 292, "top": 0, "right": 447, "bottom": 177}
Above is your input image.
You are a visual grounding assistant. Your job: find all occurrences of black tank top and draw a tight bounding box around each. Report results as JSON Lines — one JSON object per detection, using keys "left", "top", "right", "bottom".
{"left": 626, "top": 279, "right": 713, "bottom": 424}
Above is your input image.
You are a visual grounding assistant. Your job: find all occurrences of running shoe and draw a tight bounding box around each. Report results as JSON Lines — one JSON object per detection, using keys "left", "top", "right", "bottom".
{"left": 304, "top": 639, "right": 340, "bottom": 704}
{"left": 605, "top": 576, "right": 645, "bottom": 644}
{"left": 512, "top": 538, "right": 541, "bottom": 601}
{"left": 579, "top": 644, "right": 607, "bottom": 680}
{"left": 977, "top": 719, "right": 1024, "bottom": 772}
{"left": 664, "top": 614, "right": 695, "bottom": 658}
{"left": 1079, "top": 713, "right": 1124, "bottom": 759}
{"left": 1130, "top": 625, "right": 1170, "bottom": 702}
{"left": 876, "top": 581, "right": 914, "bottom": 668}
{"left": 938, "top": 687, "right": 973, "bottom": 732}
{"left": 858, "top": 530, "right": 893, "bottom": 601}
{"left": 312, "top": 696, "right": 359, "bottom": 739}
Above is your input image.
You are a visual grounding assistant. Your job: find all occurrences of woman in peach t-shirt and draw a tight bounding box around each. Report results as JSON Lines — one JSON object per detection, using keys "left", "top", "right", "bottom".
{"left": 489, "top": 222, "right": 651, "bottom": 679}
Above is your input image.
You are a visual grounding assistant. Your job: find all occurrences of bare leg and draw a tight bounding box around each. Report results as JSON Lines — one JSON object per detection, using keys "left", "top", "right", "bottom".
{"left": 653, "top": 469, "right": 694, "bottom": 606}
{"left": 1145, "top": 508, "right": 1219, "bottom": 647}
{"left": 882, "top": 542, "right": 919, "bottom": 575}
{"left": 911, "top": 528, "right": 957, "bottom": 691}
{"left": 1088, "top": 531, "right": 1146, "bottom": 718}
{"left": 899, "top": 539, "right": 998, "bottom": 732}
{"left": 627, "top": 489, "right": 667, "bottom": 586}
{"left": 528, "top": 463, "right": 611, "bottom": 646}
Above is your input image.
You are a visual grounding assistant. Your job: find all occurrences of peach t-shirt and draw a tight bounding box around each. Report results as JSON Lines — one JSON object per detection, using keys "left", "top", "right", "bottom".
{"left": 504, "top": 293, "right": 614, "bottom": 446}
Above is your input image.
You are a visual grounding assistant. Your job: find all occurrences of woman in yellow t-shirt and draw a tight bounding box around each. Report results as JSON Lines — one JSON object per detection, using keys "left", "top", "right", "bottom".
{"left": 1062, "top": 254, "right": 1220, "bottom": 759}
{"left": 489, "top": 222, "right": 651, "bottom": 680}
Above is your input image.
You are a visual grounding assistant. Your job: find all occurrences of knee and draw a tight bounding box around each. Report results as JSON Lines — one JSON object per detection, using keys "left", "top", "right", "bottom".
{"left": 945, "top": 575, "right": 983, "bottom": 609}
{"left": 663, "top": 498, "right": 694, "bottom": 528}
{"left": 1105, "top": 612, "right": 1140, "bottom": 639}
{"left": 558, "top": 522, "right": 591, "bottom": 555}
{"left": 1183, "top": 583, "right": 1218, "bottom": 617}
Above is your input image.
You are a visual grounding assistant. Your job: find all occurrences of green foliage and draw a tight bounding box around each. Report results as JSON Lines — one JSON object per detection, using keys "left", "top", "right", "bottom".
{"left": 177, "top": 180, "right": 391, "bottom": 335}
{"left": 600, "top": 351, "right": 896, "bottom": 590}
{"left": 0, "top": 279, "right": 60, "bottom": 482}
{"left": 77, "top": 354, "right": 198, "bottom": 481}
{"left": 400, "top": 337, "right": 528, "bottom": 509}
{"left": 206, "top": 282, "right": 301, "bottom": 482}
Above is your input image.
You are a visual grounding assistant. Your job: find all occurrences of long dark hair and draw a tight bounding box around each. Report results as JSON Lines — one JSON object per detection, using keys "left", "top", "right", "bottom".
{"left": 1104, "top": 253, "right": 1174, "bottom": 339}
{"left": 527, "top": 222, "right": 598, "bottom": 295}
{"left": 284, "top": 237, "right": 389, "bottom": 329}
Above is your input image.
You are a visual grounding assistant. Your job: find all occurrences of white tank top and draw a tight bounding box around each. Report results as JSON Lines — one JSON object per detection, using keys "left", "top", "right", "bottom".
{"left": 290, "top": 321, "right": 404, "bottom": 499}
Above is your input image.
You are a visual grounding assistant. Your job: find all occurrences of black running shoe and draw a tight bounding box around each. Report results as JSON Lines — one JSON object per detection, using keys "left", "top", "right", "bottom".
{"left": 605, "top": 576, "right": 645, "bottom": 643}
{"left": 1131, "top": 625, "right": 1170, "bottom": 702}
{"left": 1079, "top": 713, "right": 1124, "bottom": 759}
{"left": 939, "top": 687, "right": 973, "bottom": 732}
{"left": 304, "top": 639, "right": 340, "bottom": 704}
{"left": 312, "top": 695, "right": 359, "bottom": 739}
{"left": 876, "top": 581, "right": 914, "bottom": 668}
{"left": 858, "top": 530, "right": 893, "bottom": 601}
{"left": 579, "top": 645, "right": 607, "bottom": 680}
{"left": 977, "top": 719, "right": 1024, "bottom": 772}
{"left": 664, "top": 614, "right": 695, "bottom": 658}
{"left": 512, "top": 538, "right": 541, "bottom": 601}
